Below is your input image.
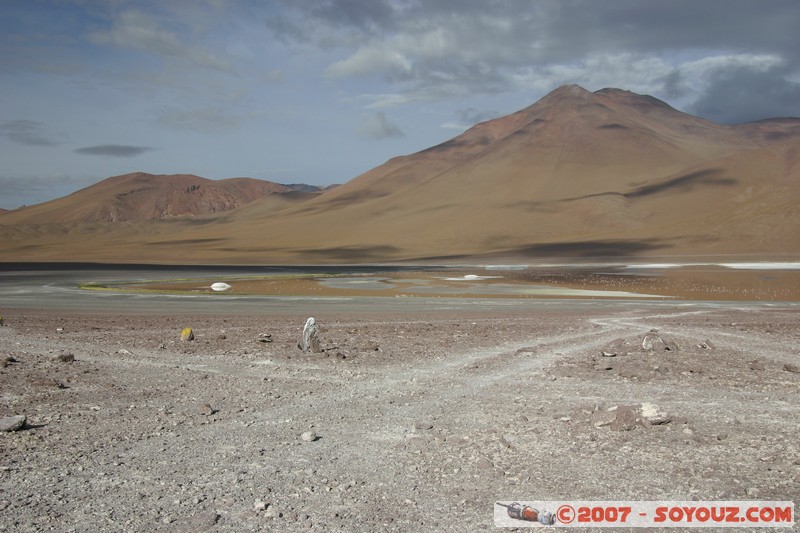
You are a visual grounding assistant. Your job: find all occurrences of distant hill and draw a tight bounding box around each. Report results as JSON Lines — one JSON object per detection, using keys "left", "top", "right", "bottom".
{"left": 1, "top": 85, "right": 798, "bottom": 264}
{"left": 0, "top": 173, "right": 319, "bottom": 224}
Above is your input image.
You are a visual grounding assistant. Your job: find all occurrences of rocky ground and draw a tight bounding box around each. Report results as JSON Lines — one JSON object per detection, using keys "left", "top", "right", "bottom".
{"left": 1, "top": 304, "right": 799, "bottom": 531}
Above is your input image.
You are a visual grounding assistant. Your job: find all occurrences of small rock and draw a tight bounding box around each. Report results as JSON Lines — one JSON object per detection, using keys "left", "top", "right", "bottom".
{"left": 56, "top": 353, "right": 75, "bottom": 363}
{"left": 301, "top": 431, "right": 318, "bottom": 442}
{"left": 591, "top": 409, "right": 617, "bottom": 428}
{"left": 413, "top": 422, "right": 433, "bottom": 431}
{"left": 746, "top": 487, "right": 760, "bottom": 498}
{"left": 639, "top": 402, "right": 671, "bottom": 425}
{"left": 749, "top": 359, "right": 766, "bottom": 371}
{"left": 117, "top": 349, "right": 132, "bottom": 355}
{"left": 610, "top": 407, "right": 638, "bottom": 431}
{"left": 783, "top": 363, "right": 799, "bottom": 373}
{"left": 198, "top": 403, "right": 216, "bottom": 416}
{"left": 56, "top": 327, "right": 64, "bottom": 333}
{"left": 253, "top": 500, "right": 268, "bottom": 511}
{"left": 601, "top": 351, "right": 617, "bottom": 358}
{"left": 0, "top": 415, "right": 26, "bottom": 432}
{"left": 258, "top": 333, "right": 273, "bottom": 343}
{"left": 180, "top": 327, "right": 195, "bottom": 341}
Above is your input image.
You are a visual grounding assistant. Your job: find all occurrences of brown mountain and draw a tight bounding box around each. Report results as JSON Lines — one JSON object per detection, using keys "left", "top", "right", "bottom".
{"left": 0, "top": 173, "right": 316, "bottom": 224}
{"left": 1, "top": 85, "right": 799, "bottom": 263}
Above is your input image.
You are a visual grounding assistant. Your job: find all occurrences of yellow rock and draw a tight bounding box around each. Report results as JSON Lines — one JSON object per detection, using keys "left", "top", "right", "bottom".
{"left": 180, "top": 327, "right": 194, "bottom": 341}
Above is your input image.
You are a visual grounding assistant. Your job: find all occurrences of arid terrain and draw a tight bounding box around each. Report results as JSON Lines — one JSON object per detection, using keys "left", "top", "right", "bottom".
{"left": 2, "top": 300, "right": 798, "bottom": 531}
{"left": 2, "top": 85, "right": 799, "bottom": 264}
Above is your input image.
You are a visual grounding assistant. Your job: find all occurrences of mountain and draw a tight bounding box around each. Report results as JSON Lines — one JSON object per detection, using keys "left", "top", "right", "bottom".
{"left": 0, "top": 173, "right": 318, "bottom": 224}
{"left": 1, "top": 85, "right": 798, "bottom": 263}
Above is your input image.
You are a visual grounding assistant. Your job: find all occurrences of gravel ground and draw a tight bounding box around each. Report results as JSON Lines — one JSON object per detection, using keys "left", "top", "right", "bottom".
{"left": 1, "top": 304, "right": 799, "bottom": 532}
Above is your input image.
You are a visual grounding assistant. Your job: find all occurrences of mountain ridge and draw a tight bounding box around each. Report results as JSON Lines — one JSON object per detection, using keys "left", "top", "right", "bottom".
{"left": 1, "top": 85, "right": 798, "bottom": 264}
{"left": 0, "top": 172, "right": 324, "bottom": 224}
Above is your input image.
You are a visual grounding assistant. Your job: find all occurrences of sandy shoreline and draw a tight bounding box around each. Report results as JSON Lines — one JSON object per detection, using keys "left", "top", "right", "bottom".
{"left": 1, "top": 302, "right": 798, "bottom": 531}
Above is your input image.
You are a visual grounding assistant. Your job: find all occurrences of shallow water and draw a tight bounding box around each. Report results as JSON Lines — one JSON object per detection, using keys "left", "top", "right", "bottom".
{"left": 111, "top": 263, "right": 800, "bottom": 301}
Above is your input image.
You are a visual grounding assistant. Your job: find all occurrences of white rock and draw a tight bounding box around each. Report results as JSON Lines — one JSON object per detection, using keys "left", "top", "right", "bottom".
{"left": 210, "top": 282, "right": 231, "bottom": 292}
{"left": 639, "top": 402, "right": 671, "bottom": 424}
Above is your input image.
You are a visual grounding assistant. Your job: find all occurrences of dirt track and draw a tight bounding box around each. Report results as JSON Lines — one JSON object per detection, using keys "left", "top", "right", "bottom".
{"left": 1, "top": 304, "right": 799, "bottom": 531}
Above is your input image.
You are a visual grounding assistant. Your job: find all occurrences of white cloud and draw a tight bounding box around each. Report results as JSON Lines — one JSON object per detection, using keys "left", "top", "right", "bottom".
{"left": 356, "top": 112, "right": 403, "bottom": 139}
{"left": 326, "top": 46, "right": 412, "bottom": 79}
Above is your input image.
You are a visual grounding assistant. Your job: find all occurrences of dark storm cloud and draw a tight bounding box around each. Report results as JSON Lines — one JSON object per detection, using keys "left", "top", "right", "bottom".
{"left": 268, "top": 0, "right": 800, "bottom": 122}
{"left": 75, "top": 145, "right": 154, "bottom": 157}
{"left": 691, "top": 66, "right": 800, "bottom": 124}
{"left": 0, "top": 120, "right": 58, "bottom": 146}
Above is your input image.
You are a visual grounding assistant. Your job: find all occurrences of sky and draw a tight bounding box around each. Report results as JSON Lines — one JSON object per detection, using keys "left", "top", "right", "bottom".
{"left": 1, "top": 0, "right": 799, "bottom": 210}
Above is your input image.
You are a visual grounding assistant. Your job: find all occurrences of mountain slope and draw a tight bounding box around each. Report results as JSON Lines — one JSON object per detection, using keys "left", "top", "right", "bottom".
{"left": 180, "top": 85, "right": 798, "bottom": 262}
{"left": 1, "top": 86, "right": 798, "bottom": 263}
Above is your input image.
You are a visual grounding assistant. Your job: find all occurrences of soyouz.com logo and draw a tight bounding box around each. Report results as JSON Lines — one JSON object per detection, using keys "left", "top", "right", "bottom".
{"left": 493, "top": 501, "right": 795, "bottom": 528}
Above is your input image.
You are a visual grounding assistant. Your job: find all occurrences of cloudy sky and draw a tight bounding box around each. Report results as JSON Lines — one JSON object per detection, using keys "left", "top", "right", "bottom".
{"left": 1, "top": 0, "right": 799, "bottom": 209}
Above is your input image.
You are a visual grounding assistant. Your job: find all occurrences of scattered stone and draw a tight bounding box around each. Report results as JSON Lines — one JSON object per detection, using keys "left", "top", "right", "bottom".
{"left": 253, "top": 500, "right": 268, "bottom": 511}
{"left": 258, "top": 333, "right": 273, "bottom": 343}
{"left": 698, "top": 340, "right": 715, "bottom": 350}
{"left": 591, "top": 409, "right": 617, "bottom": 428}
{"left": 642, "top": 332, "right": 675, "bottom": 352}
{"left": 301, "top": 430, "right": 318, "bottom": 442}
{"left": 610, "top": 406, "right": 638, "bottom": 431}
{"left": 749, "top": 359, "right": 766, "bottom": 371}
{"left": 0, "top": 415, "right": 26, "bottom": 432}
{"left": 639, "top": 402, "right": 671, "bottom": 425}
{"left": 180, "top": 327, "right": 195, "bottom": 342}
{"left": 298, "top": 317, "right": 322, "bottom": 353}
{"left": 198, "top": 403, "right": 216, "bottom": 416}
{"left": 413, "top": 422, "right": 433, "bottom": 431}
{"left": 56, "top": 352, "right": 75, "bottom": 363}
{"left": 746, "top": 487, "right": 760, "bottom": 498}
{"left": 56, "top": 327, "right": 64, "bottom": 334}
{"left": 601, "top": 351, "right": 617, "bottom": 358}
{"left": 783, "top": 363, "right": 799, "bottom": 373}
{"left": 117, "top": 349, "right": 132, "bottom": 355}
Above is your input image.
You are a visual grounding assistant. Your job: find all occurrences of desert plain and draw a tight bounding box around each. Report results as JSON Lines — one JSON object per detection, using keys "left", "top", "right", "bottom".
{"left": 1, "top": 265, "right": 798, "bottom": 532}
